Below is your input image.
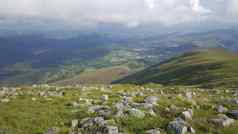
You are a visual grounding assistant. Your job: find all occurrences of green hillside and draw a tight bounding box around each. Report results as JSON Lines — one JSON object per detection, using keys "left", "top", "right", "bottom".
{"left": 54, "top": 66, "right": 130, "bottom": 85}
{"left": 115, "top": 49, "right": 238, "bottom": 88}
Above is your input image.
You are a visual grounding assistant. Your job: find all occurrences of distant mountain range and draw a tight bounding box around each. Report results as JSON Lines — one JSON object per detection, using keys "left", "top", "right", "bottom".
{"left": 0, "top": 28, "right": 238, "bottom": 86}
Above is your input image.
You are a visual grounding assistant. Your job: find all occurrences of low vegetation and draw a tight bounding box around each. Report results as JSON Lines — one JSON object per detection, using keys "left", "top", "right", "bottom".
{"left": 0, "top": 84, "right": 238, "bottom": 134}
{"left": 116, "top": 49, "right": 238, "bottom": 88}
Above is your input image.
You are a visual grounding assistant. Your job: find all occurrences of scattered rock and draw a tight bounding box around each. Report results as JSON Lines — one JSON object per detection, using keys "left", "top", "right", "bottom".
{"left": 233, "top": 91, "right": 238, "bottom": 96}
{"left": 122, "top": 96, "right": 133, "bottom": 104}
{"left": 227, "top": 99, "right": 238, "bottom": 105}
{"left": 105, "top": 126, "right": 119, "bottom": 134}
{"left": 181, "top": 109, "right": 193, "bottom": 121}
{"left": 185, "top": 92, "right": 193, "bottom": 99}
{"left": 71, "top": 102, "right": 80, "bottom": 108}
{"left": 210, "top": 114, "right": 234, "bottom": 127}
{"left": 227, "top": 110, "right": 238, "bottom": 119}
{"left": 216, "top": 105, "right": 228, "bottom": 113}
{"left": 80, "top": 117, "right": 119, "bottom": 134}
{"left": 88, "top": 105, "right": 112, "bottom": 117}
{"left": 128, "top": 108, "right": 145, "bottom": 118}
{"left": 115, "top": 102, "right": 128, "bottom": 111}
{"left": 81, "top": 117, "right": 106, "bottom": 128}
{"left": 101, "top": 95, "right": 109, "bottom": 102}
{"left": 136, "top": 92, "right": 144, "bottom": 97}
{"left": 167, "top": 118, "right": 195, "bottom": 134}
{"left": 146, "top": 128, "right": 161, "bottom": 134}
{"left": 44, "top": 127, "right": 59, "bottom": 134}
{"left": 145, "top": 96, "right": 159, "bottom": 105}
{"left": 167, "top": 118, "right": 188, "bottom": 134}
{"left": 71, "top": 119, "right": 79, "bottom": 128}
{"left": 1, "top": 98, "right": 10, "bottom": 103}
{"left": 32, "top": 97, "right": 36, "bottom": 101}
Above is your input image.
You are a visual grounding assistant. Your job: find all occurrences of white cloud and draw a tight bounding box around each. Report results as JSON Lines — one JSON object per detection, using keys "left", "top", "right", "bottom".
{"left": 227, "top": 0, "right": 238, "bottom": 16}
{"left": 0, "top": 0, "right": 237, "bottom": 27}
{"left": 145, "top": 0, "right": 155, "bottom": 9}
{"left": 190, "top": 0, "right": 211, "bottom": 13}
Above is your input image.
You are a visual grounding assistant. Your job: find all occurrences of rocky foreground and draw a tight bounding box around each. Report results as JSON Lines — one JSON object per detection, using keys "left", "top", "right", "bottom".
{"left": 0, "top": 84, "right": 238, "bottom": 134}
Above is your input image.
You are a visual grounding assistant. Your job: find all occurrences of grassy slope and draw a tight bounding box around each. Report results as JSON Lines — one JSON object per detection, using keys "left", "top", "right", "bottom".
{"left": 115, "top": 49, "right": 238, "bottom": 88}
{"left": 1, "top": 84, "right": 238, "bottom": 134}
{"left": 54, "top": 66, "right": 130, "bottom": 85}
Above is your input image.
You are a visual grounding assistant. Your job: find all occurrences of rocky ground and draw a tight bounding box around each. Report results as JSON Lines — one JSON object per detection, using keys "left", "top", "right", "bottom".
{"left": 0, "top": 84, "right": 238, "bottom": 134}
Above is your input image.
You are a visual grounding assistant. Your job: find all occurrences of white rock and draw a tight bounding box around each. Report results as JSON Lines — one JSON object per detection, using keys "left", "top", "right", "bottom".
{"left": 145, "top": 96, "right": 158, "bottom": 105}
{"left": 71, "top": 119, "right": 79, "bottom": 128}
{"left": 1, "top": 98, "right": 10, "bottom": 103}
{"left": 181, "top": 109, "right": 193, "bottom": 120}
{"left": 101, "top": 95, "right": 109, "bottom": 101}
{"left": 129, "top": 108, "right": 145, "bottom": 118}
{"left": 146, "top": 128, "right": 160, "bottom": 134}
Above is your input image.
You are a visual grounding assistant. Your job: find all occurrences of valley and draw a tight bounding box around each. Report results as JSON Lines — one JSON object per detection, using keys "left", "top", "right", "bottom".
{"left": 1, "top": 29, "right": 238, "bottom": 86}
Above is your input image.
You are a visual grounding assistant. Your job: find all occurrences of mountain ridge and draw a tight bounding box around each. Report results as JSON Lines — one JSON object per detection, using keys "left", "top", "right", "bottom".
{"left": 114, "top": 49, "right": 238, "bottom": 88}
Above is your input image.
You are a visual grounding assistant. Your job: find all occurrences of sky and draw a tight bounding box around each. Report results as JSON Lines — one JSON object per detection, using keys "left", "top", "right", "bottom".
{"left": 0, "top": 0, "right": 237, "bottom": 28}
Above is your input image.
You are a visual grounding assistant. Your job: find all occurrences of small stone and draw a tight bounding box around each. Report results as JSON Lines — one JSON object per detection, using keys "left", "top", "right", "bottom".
{"left": 32, "top": 97, "right": 36, "bottom": 101}
{"left": 94, "top": 117, "right": 106, "bottom": 126}
{"left": 185, "top": 92, "right": 193, "bottom": 99}
{"left": 122, "top": 96, "right": 133, "bottom": 104}
{"left": 181, "top": 109, "right": 193, "bottom": 120}
{"left": 188, "top": 126, "right": 196, "bottom": 134}
{"left": 145, "top": 96, "right": 158, "bottom": 105}
{"left": 115, "top": 110, "right": 124, "bottom": 118}
{"left": 148, "top": 109, "right": 157, "bottom": 116}
{"left": 167, "top": 118, "right": 188, "bottom": 134}
{"left": 105, "top": 126, "right": 119, "bottom": 134}
{"left": 72, "top": 102, "right": 80, "bottom": 108}
{"left": 216, "top": 105, "right": 228, "bottom": 113}
{"left": 101, "top": 95, "right": 109, "bottom": 102}
{"left": 227, "top": 110, "right": 238, "bottom": 119}
{"left": 80, "top": 118, "right": 93, "bottom": 128}
{"left": 210, "top": 114, "right": 234, "bottom": 127}
{"left": 44, "top": 127, "right": 59, "bottom": 134}
{"left": 146, "top": 128, "right": 160, "bottom": 134}
{"left": 115, "top": 102, "right": 126, "bottom": 111}
{"left": 1, "top": 98, "right": 10, "bottom": 103}
{"left": 233, "top": 91, "right": 238, "bottom": 96}
{"left": 71, "top": 119, "right": 79, "bottom": 128}
{"left": 136, "top": 92, "right": 144, "bottom": 97}
{"left": 128, "top": 108, "right": 145, "bottom": 118}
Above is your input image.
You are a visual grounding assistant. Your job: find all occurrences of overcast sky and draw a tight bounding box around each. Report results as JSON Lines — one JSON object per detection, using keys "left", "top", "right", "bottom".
{"left": 0, "top": 0, "right": 237, "bottom": 28}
